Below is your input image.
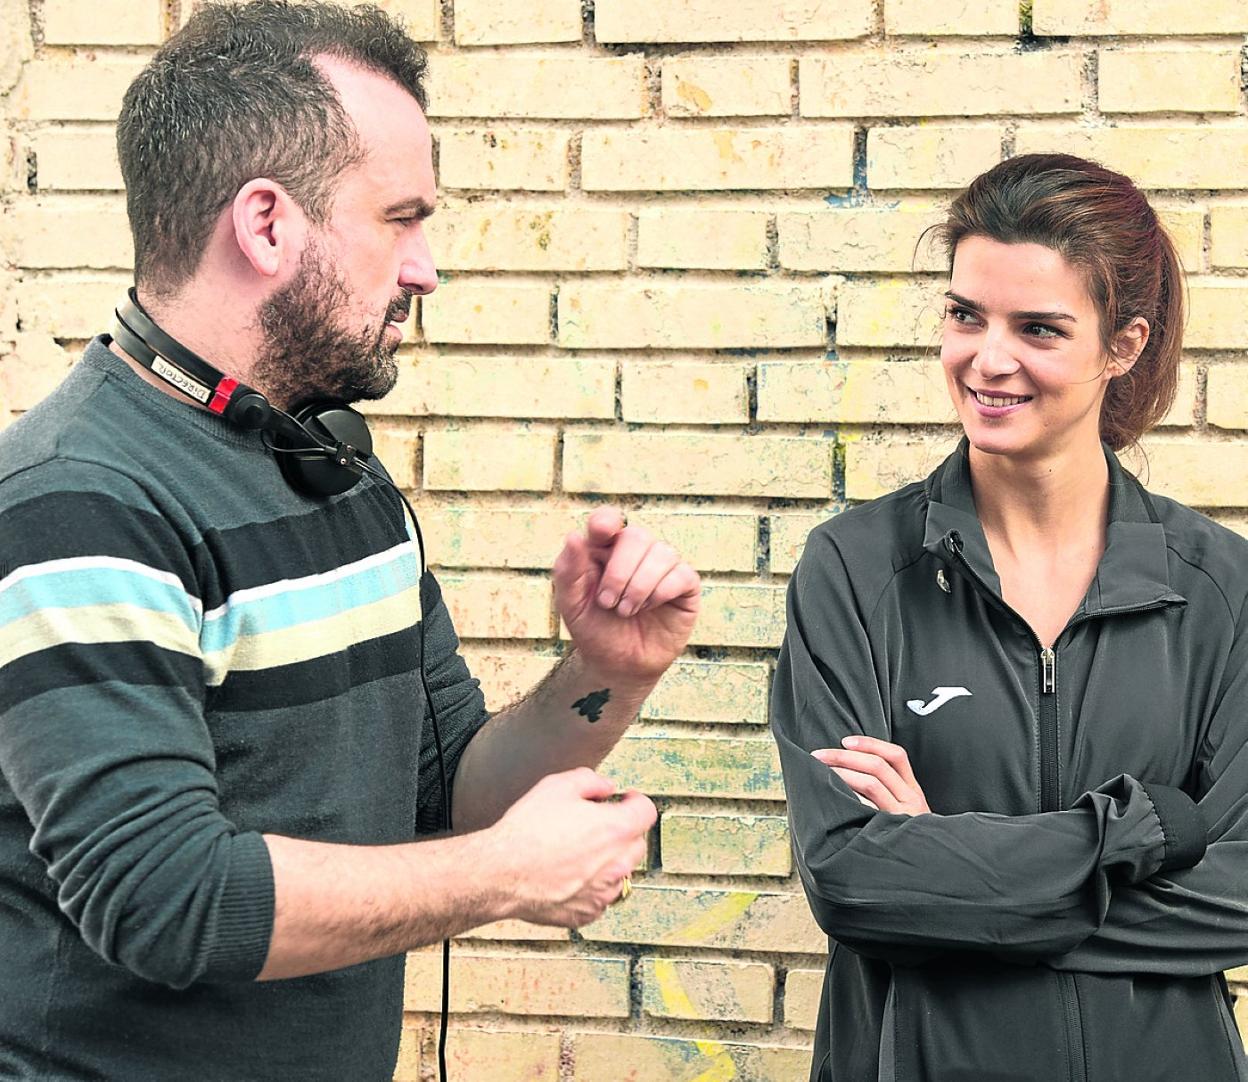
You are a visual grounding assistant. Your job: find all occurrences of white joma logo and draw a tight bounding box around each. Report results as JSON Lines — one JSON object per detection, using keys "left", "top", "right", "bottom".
{"left": 906, "top": 686, "right": 972, "bottom": 716}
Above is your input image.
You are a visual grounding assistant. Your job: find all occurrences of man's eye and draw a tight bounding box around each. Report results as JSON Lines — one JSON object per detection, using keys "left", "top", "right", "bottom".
{"left": 945, "top": 305, "right": 978, "bottom": 324}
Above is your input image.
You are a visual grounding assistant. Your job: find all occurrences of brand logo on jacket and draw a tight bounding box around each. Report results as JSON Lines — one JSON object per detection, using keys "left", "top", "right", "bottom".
{"left": 906, "top": 686, "right": 972, "bottom": 716}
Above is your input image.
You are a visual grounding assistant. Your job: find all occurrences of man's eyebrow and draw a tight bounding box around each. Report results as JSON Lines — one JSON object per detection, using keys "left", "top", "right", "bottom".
{"left": 944, "top": 290, "right": 1077, "bottom": 322}
{"left": 383, "top": 197, "right": 437, "bottom": 218}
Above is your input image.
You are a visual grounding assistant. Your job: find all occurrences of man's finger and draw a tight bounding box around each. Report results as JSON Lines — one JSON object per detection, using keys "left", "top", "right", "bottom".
{"left": 593, "top": 526, "right": 656, "bottom": 610}
{"left": 584, "top": 506, "right": 627, "bottom": 549}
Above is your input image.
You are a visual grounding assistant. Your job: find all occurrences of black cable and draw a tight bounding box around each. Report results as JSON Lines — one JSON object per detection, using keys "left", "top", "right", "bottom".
{"left": 265, "top": 432, "right": 454, "bottom": 1082}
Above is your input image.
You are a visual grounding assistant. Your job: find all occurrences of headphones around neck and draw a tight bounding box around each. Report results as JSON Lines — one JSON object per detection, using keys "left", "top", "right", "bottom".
{"left": 112, "top": 288, "right": 372, "bottom": 498}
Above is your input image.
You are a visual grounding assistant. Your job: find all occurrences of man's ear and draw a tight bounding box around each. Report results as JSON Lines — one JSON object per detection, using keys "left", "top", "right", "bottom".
{"left": 231, "top": 178, "right": 305, "bottom": 279}
{"left": 1108, "top": 316, "right": 1150, "bottom": 377}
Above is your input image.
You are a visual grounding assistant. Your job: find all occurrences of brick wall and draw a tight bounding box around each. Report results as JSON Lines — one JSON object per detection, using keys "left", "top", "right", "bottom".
{"left": 3, "top": 1, "right": 1248, "bottom": 1079}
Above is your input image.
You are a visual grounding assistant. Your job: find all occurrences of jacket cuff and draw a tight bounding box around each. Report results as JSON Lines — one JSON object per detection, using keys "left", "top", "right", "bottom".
{"left": 1140, "top": 782, "right": 1208, "bottom": 873}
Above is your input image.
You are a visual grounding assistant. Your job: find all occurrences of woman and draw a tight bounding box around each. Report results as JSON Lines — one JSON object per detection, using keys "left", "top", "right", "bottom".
{"left": 772, "top": 153, "right": 1248, "bottom": 1082}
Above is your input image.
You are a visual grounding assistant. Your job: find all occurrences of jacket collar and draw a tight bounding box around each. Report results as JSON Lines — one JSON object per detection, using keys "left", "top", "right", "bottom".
{"left": 922, "top": 438, "right": 1185, "bottom": 616}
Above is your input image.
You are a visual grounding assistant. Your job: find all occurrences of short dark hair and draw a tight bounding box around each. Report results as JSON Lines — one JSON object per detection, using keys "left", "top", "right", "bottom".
{"left": 116, "top": 0, "right": 429, "bottom": 295}
{"left": 935, "top": 153, "right": 1185, "bottom": 453}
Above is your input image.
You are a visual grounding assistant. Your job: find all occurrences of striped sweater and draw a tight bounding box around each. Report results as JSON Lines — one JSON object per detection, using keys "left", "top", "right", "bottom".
{"left": 0, "top": 337, "right": 489, "bottom": 1080}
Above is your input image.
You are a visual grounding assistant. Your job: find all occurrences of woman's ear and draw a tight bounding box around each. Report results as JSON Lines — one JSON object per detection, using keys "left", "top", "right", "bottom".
{"left": 1108, "top": 316, "right": 1150, "bottom": 377}
{"left": 231, "top": 178, "right": 306, "bottom": 279}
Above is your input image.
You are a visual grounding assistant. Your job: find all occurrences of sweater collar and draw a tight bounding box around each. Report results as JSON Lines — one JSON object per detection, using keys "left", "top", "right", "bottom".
{"left": 922, "top": 438, "right": 1185, "bottom": 617}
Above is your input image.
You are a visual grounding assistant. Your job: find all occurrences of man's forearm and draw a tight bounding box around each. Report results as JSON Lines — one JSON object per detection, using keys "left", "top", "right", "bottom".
{"left": 451, "top": 649, "right": 656, "bottom": 832}
{"left": 257, "top": 830, "right": 508, "bottom": 981}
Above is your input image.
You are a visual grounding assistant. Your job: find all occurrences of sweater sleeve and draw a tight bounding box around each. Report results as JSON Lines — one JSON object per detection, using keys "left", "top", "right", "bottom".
{"left": 0, "top": 460, "right": 274, "bottom": 989}
{"left": 772, "top": 530, "right": 1190, "bottom": 962}
{"left": 1044, "top": 595, "right": 1248, "bottom": 978}
{"left": 414, "top": 572, "right": 490, "bottom": 835}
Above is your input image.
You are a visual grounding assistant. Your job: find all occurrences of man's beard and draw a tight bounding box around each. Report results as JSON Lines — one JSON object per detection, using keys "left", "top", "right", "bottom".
{"left": 254, "top": 239, "right": 410, "bottom": 409}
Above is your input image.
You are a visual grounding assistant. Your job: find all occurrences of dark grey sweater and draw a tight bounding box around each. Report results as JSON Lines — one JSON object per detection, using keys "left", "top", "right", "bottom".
{"left": 0, "top": 338, "right": 489, "bottom": 1080}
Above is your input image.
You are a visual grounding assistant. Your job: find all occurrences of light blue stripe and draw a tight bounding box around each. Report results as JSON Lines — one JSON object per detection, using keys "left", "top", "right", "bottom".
{"left": 199, "top": 548, "right": 421, "bottom": 654}
{"left": 0, "top": 566, "right": 201, "bottom": 633}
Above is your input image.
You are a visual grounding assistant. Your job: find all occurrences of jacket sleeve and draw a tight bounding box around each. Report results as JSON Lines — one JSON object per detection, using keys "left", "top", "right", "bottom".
{"left": 1045, "top": 594, "right": 1248, "bottom": 978}
{"left": 0, "top": 461, "right": 274, "bottom": 989}
{"left": 773, "top": 530, "right": 1202, "bottom": 962}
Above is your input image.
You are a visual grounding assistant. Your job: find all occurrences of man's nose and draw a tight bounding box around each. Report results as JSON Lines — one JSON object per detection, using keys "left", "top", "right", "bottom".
{"left": 399, "top": 232, "right": 438, "bottom": 296}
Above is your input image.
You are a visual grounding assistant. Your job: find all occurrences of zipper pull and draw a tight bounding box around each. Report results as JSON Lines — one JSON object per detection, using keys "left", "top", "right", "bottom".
{"left": 1041, "top": 647, "right": 1056, "bottom": 694}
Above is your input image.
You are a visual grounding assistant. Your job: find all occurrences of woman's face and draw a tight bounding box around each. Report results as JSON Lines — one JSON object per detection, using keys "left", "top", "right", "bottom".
{"left": 940, "top": 236, "right": 1125, "bottom": 464}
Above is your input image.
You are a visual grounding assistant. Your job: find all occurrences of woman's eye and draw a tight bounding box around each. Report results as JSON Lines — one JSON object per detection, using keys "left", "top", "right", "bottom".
{"left": 1023, "top": 322, "right": 1062, "bottom": 339}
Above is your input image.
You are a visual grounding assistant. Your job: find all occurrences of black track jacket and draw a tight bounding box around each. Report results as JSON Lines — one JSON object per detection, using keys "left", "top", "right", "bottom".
{"left": 773, "top": 442, "right": 1248, "bottom": 1082}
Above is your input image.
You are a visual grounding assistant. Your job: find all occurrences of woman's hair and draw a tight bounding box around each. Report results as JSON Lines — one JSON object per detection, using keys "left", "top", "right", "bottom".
{"left": 933, "top": 153, "right": 1184, "bottom": 452}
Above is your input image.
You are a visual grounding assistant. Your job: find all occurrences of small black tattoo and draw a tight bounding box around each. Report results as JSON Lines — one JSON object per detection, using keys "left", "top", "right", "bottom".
{"left": 573, "top": 688, "right": 611, "bottom": 723}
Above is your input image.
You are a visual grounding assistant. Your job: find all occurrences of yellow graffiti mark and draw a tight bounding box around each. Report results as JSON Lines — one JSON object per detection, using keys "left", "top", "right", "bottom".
{"left": 662, "top": 891, "right": 758, "bottom": 947}
{"left": 652, "top": 959, "right": 737, "bottom": 1082}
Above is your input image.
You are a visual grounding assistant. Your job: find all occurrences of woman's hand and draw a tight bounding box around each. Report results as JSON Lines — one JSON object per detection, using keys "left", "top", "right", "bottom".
{"left": 812, "top": 736, "right": 931, "bottom": 816}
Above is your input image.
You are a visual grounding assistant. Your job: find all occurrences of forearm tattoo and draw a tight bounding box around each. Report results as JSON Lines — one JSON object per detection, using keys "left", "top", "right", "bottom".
{"left": 572, "top": 688, "right": 611, "bottom": 723}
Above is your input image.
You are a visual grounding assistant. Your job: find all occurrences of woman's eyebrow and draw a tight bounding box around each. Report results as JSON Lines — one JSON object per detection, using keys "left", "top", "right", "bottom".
{"left": 944, "top": 290, "right": 1077, "bottom": 323}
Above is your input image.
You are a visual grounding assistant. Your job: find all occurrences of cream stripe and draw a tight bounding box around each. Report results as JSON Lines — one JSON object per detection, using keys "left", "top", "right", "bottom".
{"left": 0, "top": 603, "right": 201, "bottom": 669}
{"left": 202, "top": 540, "right": 414, "bottom": 622}
{"left": 201, "top": 583, "right": 422, "bottom": 685}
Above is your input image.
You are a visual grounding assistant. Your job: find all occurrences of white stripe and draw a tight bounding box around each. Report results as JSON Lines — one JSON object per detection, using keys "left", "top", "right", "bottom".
{"left": 201, "top": 539, "right": 416, "bottom": 623}
{"left": 0, "top": 555, "right": 203, "bottom": 616}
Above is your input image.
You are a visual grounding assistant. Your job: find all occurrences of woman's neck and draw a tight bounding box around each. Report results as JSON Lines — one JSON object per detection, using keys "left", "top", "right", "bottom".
{"left": 968, "top": 437, "right": 1111, "bottom": 557}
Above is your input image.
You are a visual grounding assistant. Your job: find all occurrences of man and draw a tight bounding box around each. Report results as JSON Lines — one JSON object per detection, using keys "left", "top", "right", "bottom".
{"left": 0, "top": 2, "right": 700, "bottom": 1078}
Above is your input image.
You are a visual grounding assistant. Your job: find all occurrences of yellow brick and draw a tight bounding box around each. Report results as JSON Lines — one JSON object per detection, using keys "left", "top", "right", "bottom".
{"left": 661, "top": 56, "right": 791, "bottom": 118}
{"left": 758, "top": 360, "right": 954, "bottom": 424}
{"left": 424, "top": 424, "right": 557, "bottom": 492}
{"left": 178, "top": 0, "right": 441, "bottom": 38}
{"left": 435, "top": 127, "right": 570, "bottom": 191}
{"left": 559, "top": 282, "right": 830, "bottom": 350}
{"left": 845, "top": 435, "right": 955, "bottom": 501}
{"left": 421, "top": 281, "right": 551, "bottom": 345}
{"left": 1034, "top": 0, "right": 1248, "bottom": 34}
{"left": 393, "top": 1023, "right": 423, "bottom": 1082}
{"left": 1207, "top": 365, "right": 1248, "bottom": 431}
{"left": 369, "top": 424, "right": 419, "bottom": 489}
{"left": 7, "top": 196, "right": 131, "bottom": 269}
{"left": 563, "top": 432, "right": 833, "bottom": 499}
{"left": 602, "top": 729, "right": 784, "bottom": 799}
{"left": 582, "top": 885, "right": 824, "bottom": 953}
{"left": 440, "top": 1029, "right": 560, "bottom": 1082}
{"left": 11, "top": 57, "right": 147, "bottom": 121}
{"left": 43, "top": 0, "right": 163, "bottom": 45}
{"left": 457, "top": 648, "right": 561, "bottom": 710}
{"left": 694, "top": 583, "right": 789, "bottom": 648}
{"left": 0, "top": 0, "right": 34, "bottom": 98}
{"left": 643, "top": 660, "right": 770, "bottom": 724}
{"left": 581, "top": 126, "right": 854, "bottom": 191}
{"left": 868, "top": 125, "right": 1004, "bottom": 190}
{"left": 453, "top": 0, "right": 581, "bottom": 44}
{"left": 2, "top": 333, "right": 76, "bottom": 411}
{"left": 1156, "top": 205, "right": 1205, "bottom": 273}
{"left": 457, "top": 918, "right": 570, "bottom": 943}
{"left": 373, "top": 355, "right": 614, "bottom": 420}
{"left": 622, "top": 361, "right": 748, "bottom": 424}
{"left": 423, "top": 508, "right": 575, "bottom": 569}
{"left": 837, "top": 279, "right": 944, "bottom": 348}
{"left": 801, "top": 49, "right": 1081, "bottom": 118}
{"left": 427, "top": 205, "right": 628, "bottom": 272}
{"left": 783, "top": 968, "right": 824, "bottom": 1030}
{"left": 637, "top": 209, "right": 771, "bottom": 270}
{"left": 31, "top": 127, "right": 122, "bottom": 191}
{"left": 770, "top": 511, "right": 840, "bottom": 575}
{"left": 1014, "top": 126, "right": 1248, "bottom": 191}
{"left": 661, "top": 811, "right": 792, "bottom": 876}
{"left": 778, "top": 204, "right": 947, "bottom": 273}
{"left": 15, "top": 272, "right": 130, "bottom": 337}
{"left": 1138, "top": 438, "right": 1248, "bottom": 507}
{"left": 1211, "top": 205, "right": 1248, "bottom": 269}
{"left": 1163, "top": 366, "right": 1197, "bottom": 429}
{"left": 571, "top": 1034, "right": 810, "bottom": 1082}
{"left": 428, "top": 56, "right": 646, "bottom": 119}
{"left": 438, "top": 572, "right": 554, "bottom": 639}
{"left": 1099, "top": 49, "right": 1241, "bottom": 115}
{"left": 1187, "top": 281, "right": 1248, "bottom": 350}
{"left": 626, "top": 511, "right": 758, "bottom": 575}
{"left": 595, "top": 0, "right": 874, "bottom": 41}
{"left": 885, "top": 0, "right": 1018, "bottom": 34}
{"left": 404, "top": 951, "right": 629, "bottom": 1016}
{"left": 641, "top": 957, "right": 775, "bottom": 1023}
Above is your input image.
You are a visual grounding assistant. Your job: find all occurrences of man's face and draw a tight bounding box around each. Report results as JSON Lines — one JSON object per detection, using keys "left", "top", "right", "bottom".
{"left": 254, "top": 57, "right": 437, "bottom": 409}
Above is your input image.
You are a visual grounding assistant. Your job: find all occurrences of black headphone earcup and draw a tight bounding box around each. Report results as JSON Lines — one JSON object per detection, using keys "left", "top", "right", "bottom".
{"left": 273, "top": 400, "right": 373, "bottom": 497}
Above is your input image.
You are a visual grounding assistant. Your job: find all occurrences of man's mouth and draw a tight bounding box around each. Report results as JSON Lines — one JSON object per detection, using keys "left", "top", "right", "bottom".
{"left": 972, "top": 389, "right": 1032, "bottom": 408}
